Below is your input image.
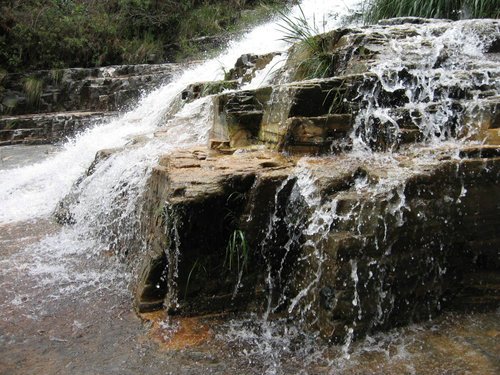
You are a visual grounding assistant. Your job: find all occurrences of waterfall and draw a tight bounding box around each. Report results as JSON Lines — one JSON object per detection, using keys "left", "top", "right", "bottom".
{"left": 0, "top": 0, "right": 362, "bottom": 313}
{"left": 0, "top": 0, "right": 360, "bottom": 225}
{"left": 2, "top": 1, "right": 498, "bottom": 374}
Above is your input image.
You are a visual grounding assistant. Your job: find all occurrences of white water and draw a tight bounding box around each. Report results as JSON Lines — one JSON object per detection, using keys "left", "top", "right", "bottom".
{"left": 352, "top": 20, "right": 500, "bottom": 152}
{"left": 0, "top": 0, "right": 360, "bottom": 225}
{"left": 0, "top": 0, "right": 362, "bottom": 324}
{"left": 2, "top": 2, "right": 497, "bottom": 374}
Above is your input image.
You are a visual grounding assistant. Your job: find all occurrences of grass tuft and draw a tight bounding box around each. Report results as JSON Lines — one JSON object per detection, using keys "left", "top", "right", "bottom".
{"left": 224, "top": 229, "right": 249, "bottom": 276}
{"left": 364, "top": 0, "right": 500, "bottom": 23}
{"left": 23, "top": 76, "right": 43, "bottom": 107}
{"left": 277, "top": 5, "right": 335, "bottom": 79}
{"left": 50, "top": 69, "right": 64, "bottom": 85}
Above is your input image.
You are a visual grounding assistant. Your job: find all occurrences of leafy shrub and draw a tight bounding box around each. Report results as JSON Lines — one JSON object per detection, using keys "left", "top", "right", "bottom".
{"left": 0, "top": 0, "right": 289, "bottom": 73}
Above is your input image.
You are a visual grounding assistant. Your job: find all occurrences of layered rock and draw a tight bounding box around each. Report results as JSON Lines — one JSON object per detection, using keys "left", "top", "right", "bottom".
{"left": 208, "top": 19, "right": 500, "bottom": 154}
{"left": 0, "top": 111, "right": 117, "bottom": 146}
{"left": 0, "top": 64, "right": 184, "bottom": 116}
{"left": 287, "top": 147, "right": 500, "bottom": 341}
{"left": 134, "top": 144, "right": 499, "bottom": 341}
{"left": 56, "top": 19, "right": 500, "bottom": 343}
{"left": 135, "top": 148, "right": 296, "bottom": 313}
{"left": 0, "top": 63, "right": 185, "bottom": 145}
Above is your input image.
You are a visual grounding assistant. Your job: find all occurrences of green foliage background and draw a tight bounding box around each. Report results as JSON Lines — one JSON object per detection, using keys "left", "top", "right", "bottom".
{"left": 0, "top": 0, "right": 287, "bottom": 72}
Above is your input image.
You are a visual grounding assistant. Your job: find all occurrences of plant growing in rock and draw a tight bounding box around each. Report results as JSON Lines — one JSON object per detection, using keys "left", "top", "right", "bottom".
{"left": 23, "top": 76, "right": 43, "bottom": 107}
{"left": 277, "top": 6, "right": 335, "bottom": 79}
{"left": 184, "top": 259, "right": 208, "bottom": 299}
{"left": 50, "top": 69, "right": 64, "bottom": 86}
{"left": 224, "top": 229, "right": 250, "bottom": 276}
{"left": 363, "top": 0, "right": 500, "bottom": 23}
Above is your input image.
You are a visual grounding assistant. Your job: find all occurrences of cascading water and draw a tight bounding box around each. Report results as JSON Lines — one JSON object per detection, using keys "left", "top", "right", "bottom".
{"left": 1, "top": 1, "right": 499, "bottom": 374}
{"left": 352, "top": 20, "right": 500, "bottom": 152}
{"left": 211, "top": 15, "right": 499, "bottom": 375}
{"left": 0, "top": 1, "right": 358, "bottom": 255}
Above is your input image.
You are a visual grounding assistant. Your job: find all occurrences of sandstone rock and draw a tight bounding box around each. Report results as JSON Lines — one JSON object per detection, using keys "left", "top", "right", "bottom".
{"left": 43, "top": 19, "right": 500, "bottom": 344}
{"left": 135, "top": 148, "right": 296, "bottom": 313}
{"left": 225, "top": 52, "right": 282, "bottom": 83}
{"left": 0, "top": 111, "right": 117, "bottom": 146}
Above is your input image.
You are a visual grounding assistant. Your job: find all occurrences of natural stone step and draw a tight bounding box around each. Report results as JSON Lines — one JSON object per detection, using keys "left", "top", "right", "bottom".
{"left": 0, "top": 63, "right": 186, "bottom": 116}
{"left": 281, "top": 114, "right": 352, "bottom": 154}
{"left": 0, "top": 111, "right": 117, "bottom": 145}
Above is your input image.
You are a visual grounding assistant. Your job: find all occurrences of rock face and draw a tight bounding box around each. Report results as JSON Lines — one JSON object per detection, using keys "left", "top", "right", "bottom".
{"left": 0, "top": 112, "right": 116, "bottom": 146}
{"left": 208, "top": 19, "right": 500, "bottom": 154}
{"left": 135, "top": 148, "right": 296, "bottom": 313}
{"left": 0, "top": 63, "right": 185, "bottom": 145}
{"left": 62, "top": 19, "right": 499, "bottom": 343}
{"left": 135, "top": 144, "right": 499, "bottom": 342}
{"left": 0, "top": 64, "right": 184, "bottom": 116}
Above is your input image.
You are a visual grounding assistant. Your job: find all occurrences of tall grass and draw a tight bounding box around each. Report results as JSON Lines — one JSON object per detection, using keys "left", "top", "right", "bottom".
{"left": 364, "top": 0, "right": 500, "bottom": 23}
{"left": 277, "top": 6, "right": 334, "bottom": 79}
{"left": 23, "top": 76, "right": 43, "bottom": 107}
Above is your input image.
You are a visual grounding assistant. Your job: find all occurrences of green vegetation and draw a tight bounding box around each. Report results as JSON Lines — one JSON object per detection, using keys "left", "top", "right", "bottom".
{"left": 23, "top": 76, "right": 43, "bottom": 106}
{"left": 278, "top": 6, "right": 334, "bottom": 79}
{"left": 224, "top": 229, "right": 249, "bottom": 275}
{"left": 364, "top": 0, "right": 500, "bottom": 23}
{"left": 0, "top": 68, "right": 6, "bottom": 96}
{"left": 50, "top": 69, "right": 64, "bottom": 86}
{"left": 0, "top": 0, "right": 288, "bottom": 73}
{"left": 278, "top": 0, "right": 499, "bottom": 79}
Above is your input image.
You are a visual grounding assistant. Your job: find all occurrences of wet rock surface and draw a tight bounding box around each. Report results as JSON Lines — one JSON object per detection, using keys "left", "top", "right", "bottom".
{"left": 0, "top": 112, "right": 118, "bottom": 146}
{"left": 0, "top": 218, "right": 498, "bottom": 374}
{"left": 0, "top": 63, "right": 186, "bottom": 146}
{"left": 130, "top": 18, "right": 500, "bottom": 343}
{"left": 207, "top": 19, "right": 500, "bottom": 154}
{"left": 0, "top": 64, "right": 185, "bottom": 116}
{"left": 135, "top": 144, "right": 500, "bottom": 342}
{"left": 1, "top": 16, "right": 500, "bottom": 375}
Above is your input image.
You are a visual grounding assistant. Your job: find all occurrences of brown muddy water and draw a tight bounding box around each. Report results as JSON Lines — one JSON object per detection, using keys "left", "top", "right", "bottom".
{"left": 0, "top": 146, "right": 498, "bottom": 375}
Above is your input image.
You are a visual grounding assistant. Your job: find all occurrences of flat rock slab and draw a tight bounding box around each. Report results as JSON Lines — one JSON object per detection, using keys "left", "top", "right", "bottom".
{"left": 0, "top": 111, "right": 117, "bottom": 146}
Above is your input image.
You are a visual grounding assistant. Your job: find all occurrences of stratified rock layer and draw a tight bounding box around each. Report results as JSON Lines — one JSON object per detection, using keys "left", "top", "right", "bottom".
{"left": 0, "top": 63, "right": 186, "bottom": 145}
{"left": 60, "top": 18, "right": 500, "bottom": 343}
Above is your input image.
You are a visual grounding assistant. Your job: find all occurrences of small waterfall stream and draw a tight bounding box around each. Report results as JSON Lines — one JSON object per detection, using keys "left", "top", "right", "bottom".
{"left": 1, "top": 1, "right": 498, "bottom": 374}
{"left": 0, "top": 0, "right": 359, "bottom": 271}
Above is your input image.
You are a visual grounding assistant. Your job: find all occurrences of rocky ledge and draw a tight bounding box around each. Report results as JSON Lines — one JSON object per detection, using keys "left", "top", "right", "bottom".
{"left": 135, "top": 143, "right": 499, "bottom": 342}
{"left": 61, "top": 18, "right": 500, "bottom": 343}
{"left": 0, "top": 63, "right": 187, "bottom": 145}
